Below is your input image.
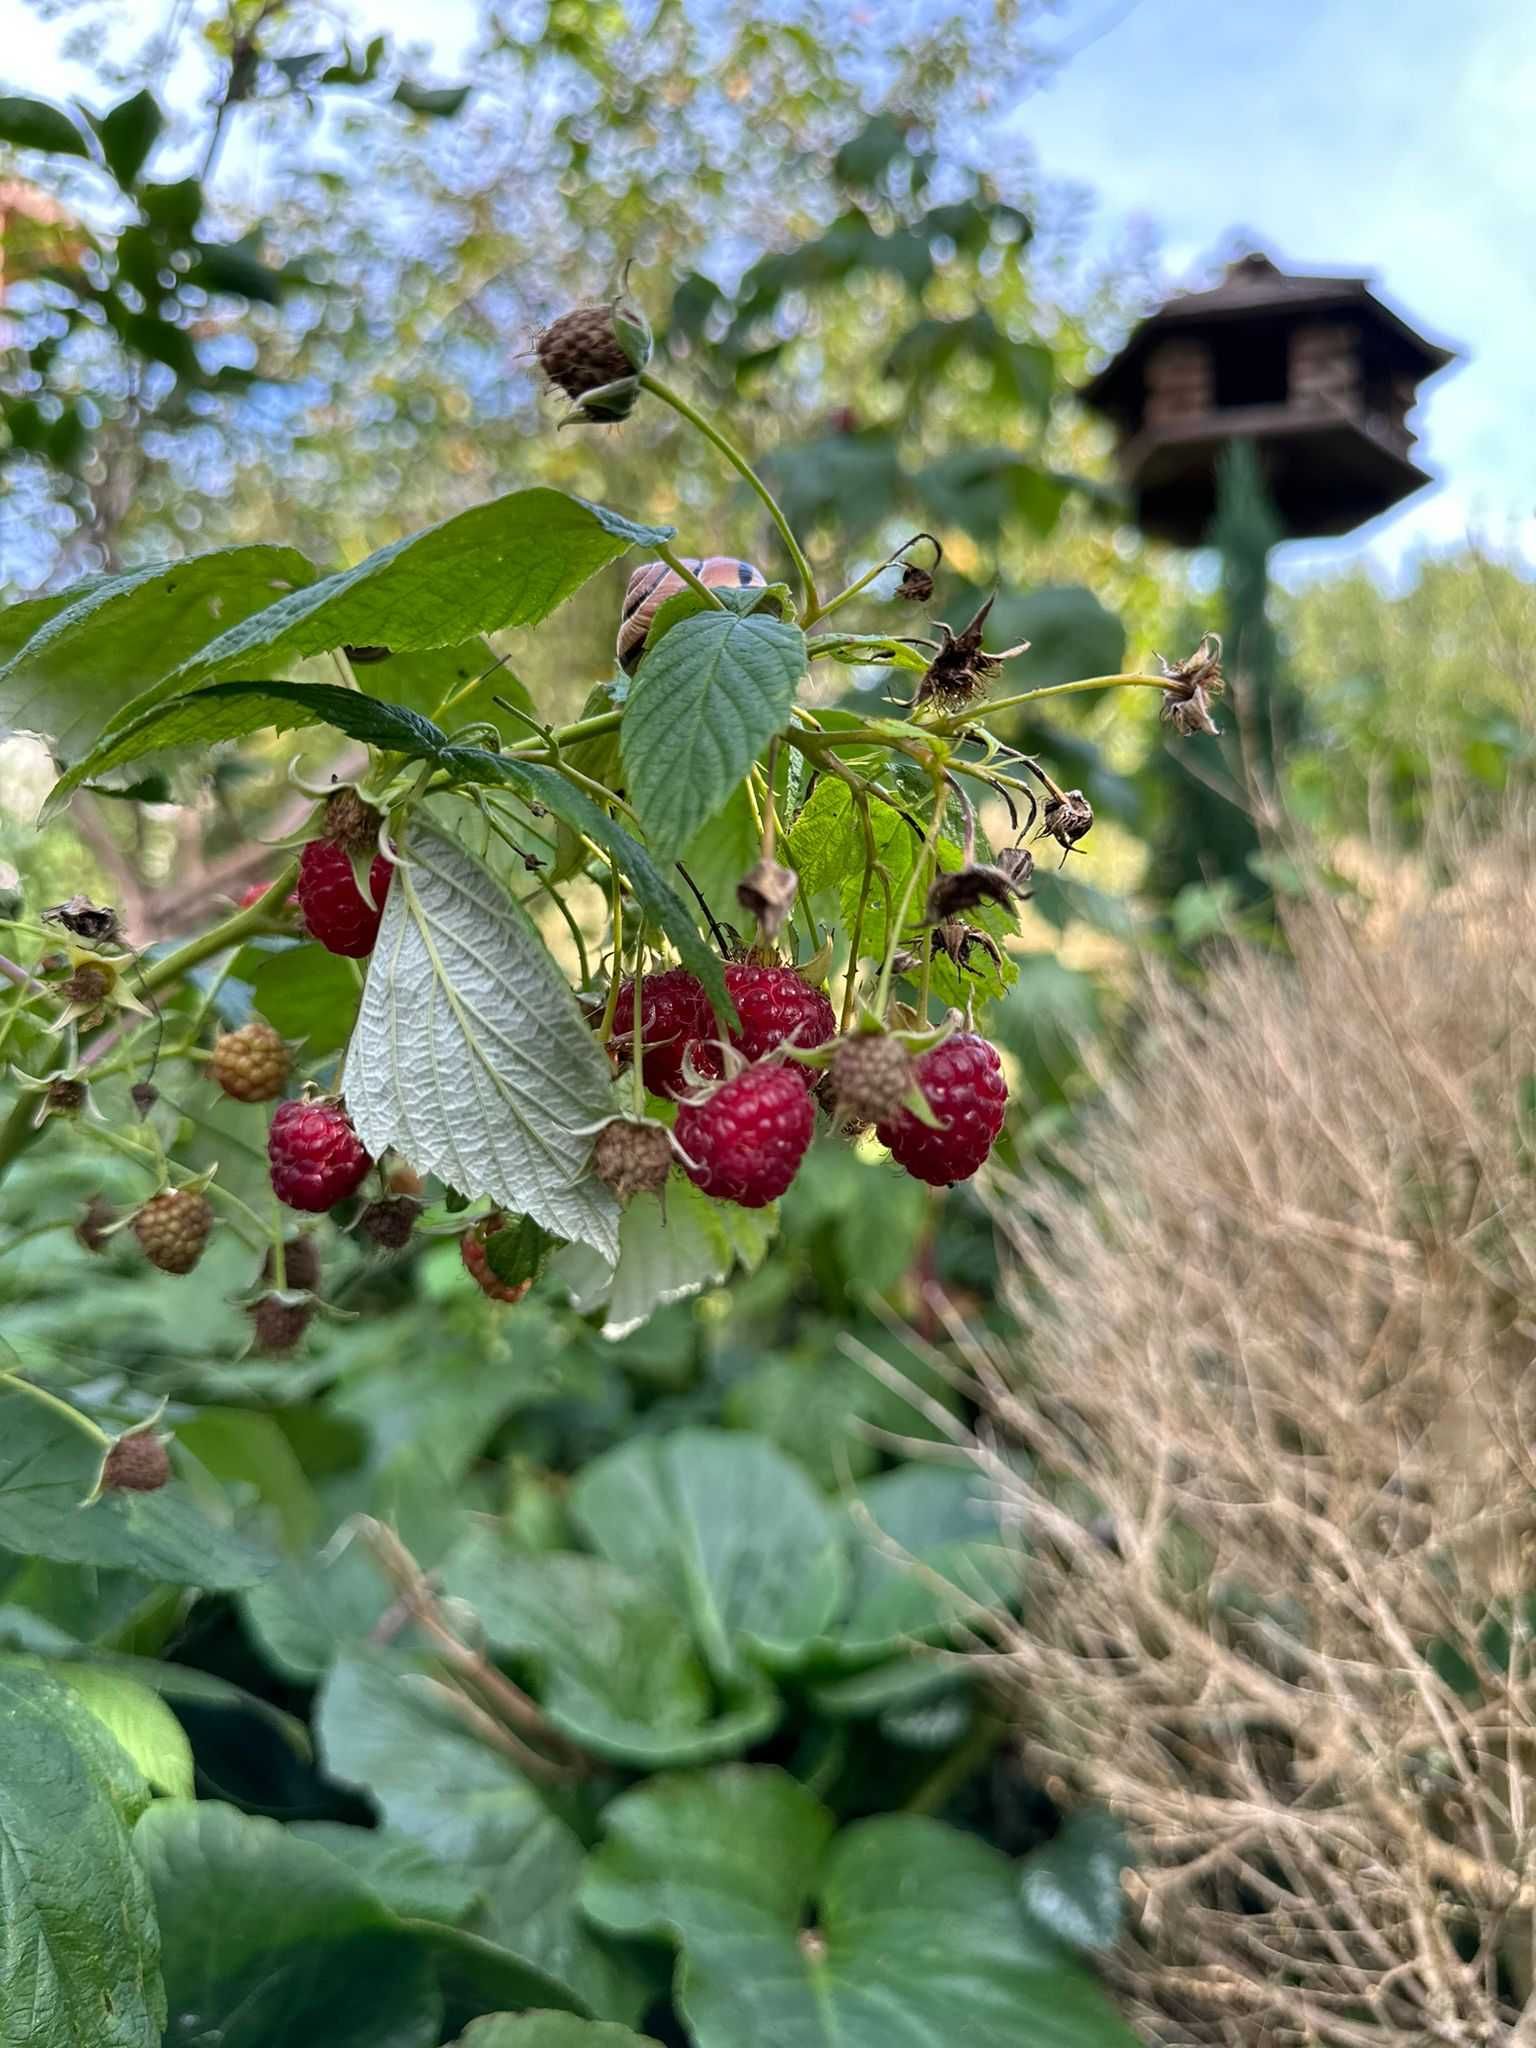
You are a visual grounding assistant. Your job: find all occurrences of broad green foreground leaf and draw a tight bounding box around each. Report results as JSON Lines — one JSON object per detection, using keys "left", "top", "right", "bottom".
{"left": 317, "top": 1648, "right": 643, "bottom": 2022}
{"left": 442, "top": 1531, "right": 779, "bottom": 1767}
{"left": 551, "top": 1177, "right": 775, "bottom": 1340}
{"left": 292, "top": 1823, "right": 484, "bottom": 1927}
{"left": 0, "top": 1662, "right": 164, "bottom": 2048}
{"left": 581, "top": 1767, "right": 1139, "bottom": 2048}
{"left": 130, "top": 489, "right": 672, "bottom": 715}
{"left": 244, "top": 942, "right": 362, "bottom": 1057}
{"left": 46, "top": 680, "right": 449, "bottom": 816}
{"left": 136, "top": 1800, "right": 442, "bottom": 2048}
{"left": 438, "top": 750, "right": 733, "bottom": 1019}
{"left": 0, "top": 545, "right": 314, "bottom": 762}
{"left": 48, "top": 1662, "right": 195, "bottom": 1796}
{"left": 0, "top": 1390, "right": 273, "bottom": 1589}
{"left": 831, "top": 1463, "right": 1014, "bottom": 1661}
{"left": 343, "top": 820, "right": 620, "bottom": 1263}
{"left": 571, "top": 1429, "right": 846, "bottom": 1676}
{"left": 1017, "top": 1810, "right": 1132, "bottom": 1956}
{"left": 620, "top": 609, "right": 806, "bottom": 857}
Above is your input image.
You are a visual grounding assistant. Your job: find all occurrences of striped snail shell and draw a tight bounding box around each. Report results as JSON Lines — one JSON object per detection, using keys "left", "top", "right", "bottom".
{"left": 617, "top": 556, "right": 767, "bottom": 673}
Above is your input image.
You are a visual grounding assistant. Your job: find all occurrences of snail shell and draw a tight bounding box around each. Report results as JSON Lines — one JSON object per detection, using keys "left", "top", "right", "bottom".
{"left": 617, "top": 555, "right": 767, "bottom": 673}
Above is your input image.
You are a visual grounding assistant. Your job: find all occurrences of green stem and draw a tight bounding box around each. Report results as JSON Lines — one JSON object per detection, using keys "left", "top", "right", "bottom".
{"left": 138, "top": 862, "right": 298, "bottom": 998}
{"left": 0, "top": 1371, "right": 112, "bottom": 1448}
{"left": 638, "top": 371, "right": 819, "bottom": 618}
{"left": 872, "top": 773, "right": 947, "bottom": 1020}
{"left": 654, "top": 544, "right": 725, "bottom": 610}
{"left": 600, "top": 865, "right": 625, "bottom": 1043}
{"left": 933, "top": 673, "right": 1170, "bottom": 729}
{"left": 903, "top": 1713, "right": 1007, "bottom": 1817}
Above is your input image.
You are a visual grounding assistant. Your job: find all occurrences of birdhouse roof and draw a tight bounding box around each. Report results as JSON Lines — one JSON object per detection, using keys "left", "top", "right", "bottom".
{"left": 1080, "top": 252, "right": 1457, "bottom": 418}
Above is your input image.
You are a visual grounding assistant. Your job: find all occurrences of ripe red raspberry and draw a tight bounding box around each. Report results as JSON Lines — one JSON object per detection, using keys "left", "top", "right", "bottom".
{"left": 460, "top": 1215, "right": 533, "bottom": 1303}
{"left": 608, "top": 967, "right": 717, "bottom": 1100}
{"left": 675, "top": 1064, "right": 814, "bottom": 1209}
{"left": 210, "top": 1019, "right": 291, "bottom": 1103}
{"left": 722, "top": 964, "right": 834, "bottom": 1083}
{"left": 238, "top": 878, "right": 295, "bottom": 914}
{"left": 268, "top": 1098, "right": 372, "bottom": 1211}
{"left": 296, "top": 841, "right": 393, "bottom": 958}
{"left": 133, "top": 1188, "right": 214, "bottom": 1274}
{"left": 876, "top": 1032, "right": 1008, "bottom": 1186}
{"left": 101, "top": 1430, "right": 171, "bottom": 1494}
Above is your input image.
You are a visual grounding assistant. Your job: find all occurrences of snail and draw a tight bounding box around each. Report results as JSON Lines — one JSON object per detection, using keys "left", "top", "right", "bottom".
{"left": 617, "top": 556, "right": 767, "bottom": 673}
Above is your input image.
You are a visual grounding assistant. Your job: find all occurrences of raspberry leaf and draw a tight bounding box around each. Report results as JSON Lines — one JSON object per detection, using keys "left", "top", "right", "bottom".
{"left": 620, "top": 609, "right": 807, "bottom": 858}
{"left": 344, "top": 820, "right": 621, "bottom": 1264}
{"left": 580, "top": 1768, "right": 1141, "bottom": 2048}
{"left": 550, "top": 1177, "right": 775, "bottom": 1340}
{"left": 0, "top": 544, "right": 315, "bottom": 765}
{"left": 445, "top": 2021, "right": 656, "bottom": 2047}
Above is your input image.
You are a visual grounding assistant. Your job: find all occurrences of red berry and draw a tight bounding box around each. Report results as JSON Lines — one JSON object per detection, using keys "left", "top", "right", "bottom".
{"left": 722, "top": 964, "right": 834, "bottom": 1084}
{"left": 608, "top": 967, "right": 717, "bottom": 1100}
{"left": 296, "top": 841, "right": 393, "bottom": 958}
{"left": 876, "top": 1032, "right": 1007, "bottom": 1186}
{"left": 675, "top": 1064, "right": 814, "bottom": 1209}
{"left": 268, "top": 1098, "right": 372, "bottom": 1211}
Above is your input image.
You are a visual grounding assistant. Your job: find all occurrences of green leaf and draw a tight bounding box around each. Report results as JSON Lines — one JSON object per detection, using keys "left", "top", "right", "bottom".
{"left": 551, "top": 1179, "right": 776, "bottom": 1340}
{"left": 581, "top": 1767, "right": 1139, "bottom": 2048}
{"left": 46, "top": 680, "right": 448, "bottom": 813}
{"left": 93, "top": 89, "right": 163, "bottom": 187}
{"left": 620, "top": 610, "right": 806, "bottom": 857}
{"left": 1017, "top": 1811, "right": 1132, "bottom": 1956}
{"left": 290, "top": 1823, "right": 484, "bottom": 1926}
{"left": 785, "top": 774, "right": 861, "bottom": 895}
{"left": 0, "top": 94, "right": 90, "bottom": 156}
{"left": 136, "top": 1799, "right": 442, "bottom": 2048}
{"left": 393, "top": 80, "right": 472, "bottom": 117}
{"left": 0, "top": 1390, "right": 274, "bottom": 1589}
{"left": 435, "top": 752, "right": 733, "bottom": 1020}
{"left": 448, "top": 2019, "right": 658, "bottom": 2048}
{"left": 832, "top": 1465, "right": 1013, "bottom": 1661}
{"left": 245, "top": 942, "right": 361, "bottom": 1057}
{"left": 154, "top": 490, "right": 671, "bottom": 706}
{"left": 0, "top": 546, "right": 315, "bottom": 764}
{"left": 342, "top": 820, "right": 620, "bottom": 1263}
{"left": 0, "top": 1662, "right": 164, "bottom": 2047}
{"left": 570, "top": 1429, "right": 846, "bottom": 1676}
{"left": 442, "top": 1530, "right": 779, "bottom": 1766}
{"left": 317, "top": 1648, "right": 641, "bottom": 2021}
{"left": 48, "top": 1661, "right": 195, "bottom": 1795}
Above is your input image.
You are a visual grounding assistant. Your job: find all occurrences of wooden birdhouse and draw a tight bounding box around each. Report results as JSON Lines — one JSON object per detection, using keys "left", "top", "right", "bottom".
{"left": 1079, "top": 251, "right": 1456, "bottom": 546}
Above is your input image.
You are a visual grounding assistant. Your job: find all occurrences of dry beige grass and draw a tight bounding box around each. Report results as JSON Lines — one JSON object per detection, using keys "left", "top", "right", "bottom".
{"left": 957, "top": 815, "right": 1536, "bottom": 2044}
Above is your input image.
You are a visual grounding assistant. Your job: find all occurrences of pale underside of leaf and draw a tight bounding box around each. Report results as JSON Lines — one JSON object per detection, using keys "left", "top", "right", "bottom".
{"left": 344, "top": 821, "right": 620, "bottom": 1263}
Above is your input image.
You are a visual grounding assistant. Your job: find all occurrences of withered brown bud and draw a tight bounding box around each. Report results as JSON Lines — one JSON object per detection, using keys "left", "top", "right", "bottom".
{"left": 62, "top": 962, "right": 115, "bottom": 1008}
{"left": 43, "top": 895, "right": 120, "bottom": 945}
{"left": 915, "top": 596, "right": 1028, "bottom": 711}
{"left": 736, "top": 858, "right": 799, "bottom": 942}
{"left": 1036, "top": 790, "right": 1094, "bottom": 857}
{"left": 44, "top": 1077, "right": 86, "bottom": 1118}
{"left": 246, "top": 1293, "right": 316, "bottom": 1358}
{"left": 828, "top": 1031, "right": 916, "bottom": 1125}
{"left": 129, "top": 1081, "right": 159, "bottom": 1116}
{"left": 1158, "top": 633, "right": 1225, "bottom": 738}
{"left": 356, "top": 1196, "right": 421, "bottom": 1251}
{"left": 593, "top": 1118, "right": 674, "bottom": 1203}
{"left": 897, "top": 564, "right": 935, "bottom": 604}
{"left": 261, "top": 1234, "right": 322, "bottom": 1293}
{"left": 74, "top": 1194, "right": 117, "bottom": 1254}
{"left": 924, "top": 862, "right": 1029, "bottom": 925}
{"left": 343, "top": 644, "right": 393, "bottom": 665}
{"left": 101, "top": 1430, "right": 171, "bottom": 1494}
{"left": 996, "top": 845, "right": 1036, "bottom": 892}
{"left": 323, "top": 788, "right": 380, "bottom": 855}
{"left": 932, "top": 919, "right": 1005, "bottom": 975}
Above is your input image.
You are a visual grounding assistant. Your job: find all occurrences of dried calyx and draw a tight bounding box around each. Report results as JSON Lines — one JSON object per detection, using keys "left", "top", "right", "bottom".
{"left": 924, "top": 860, "right": 1031, "bottom": 924}
{"left": 1036, "top": 789, "right": 1094, "bottom": 858}
{"left": 915, "top": 596, "right": 1029, "bottom": 710}
{"left": 1158, "top": 632, "right": 1225, "bottom": 737}
{"left": 593, "top": 1116, "right": 674, "bottom": 1203}
{"left": 736, "top": 858, "right": 798, "bottom": 944}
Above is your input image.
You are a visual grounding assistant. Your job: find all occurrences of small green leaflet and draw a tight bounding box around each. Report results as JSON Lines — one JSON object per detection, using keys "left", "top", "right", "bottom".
{"left": 45, "top": 681, "right": 449, "bottom": 818}
{"left": 437, "top": 749, "right": 734, "bottom": 1021}
{"left": 549, "top": 1177, "right": 773, "bottom": 1339}
{"left": 620, "top": 610, "right": 807, "bottom": 857}
{"left": 0, "top": 545, "right": 315, "bottom": 764}
{"left": 342, "top": 820, "right": 621, "bottom": 1264}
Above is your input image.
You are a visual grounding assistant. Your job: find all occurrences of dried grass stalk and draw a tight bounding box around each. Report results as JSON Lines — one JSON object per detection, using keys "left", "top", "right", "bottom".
{"left": 970, "top": 815, "right": 1536, "bottom": 2045}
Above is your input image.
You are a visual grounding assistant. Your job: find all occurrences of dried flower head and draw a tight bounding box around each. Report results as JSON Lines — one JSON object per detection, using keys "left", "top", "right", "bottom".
{"left": 897, "top": 563, "right": 935, "bottom": 604}
{"left": 924, "top": 862, "right": 1029, "bottom": 925}
{"left": 43, "top": 895, "right": 121, "bottom": 945}
{"left": 995, "top": 845, "right": 1036, "bottom": 894}
{"left": 915, "top": 596, "right": 1029, "bottom": 711}
{"left": 736, "top": 858, "right": 799, "bottom": 943}
{"left": 43, "top": 1076, "right": 86, "bottom": 1119}
{"left": 535, "top": 295, "right": 652, "bottom": 424}
{"left": 1035, "top": 790, "right": 1094, "bottom": 859}
{"left": 1158, "top": 633, "right": 1225, "bottom": 738}
{"left": 593, "top": 1116, "right": 674, "bottom": 1202}
{"left": 932, "top": 918, "right": 1005, "bottom": 975}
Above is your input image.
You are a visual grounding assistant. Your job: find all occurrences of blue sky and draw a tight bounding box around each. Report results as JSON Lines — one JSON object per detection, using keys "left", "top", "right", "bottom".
{"left": 12, "top": 0, "right": 1534, "bottom": 583}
